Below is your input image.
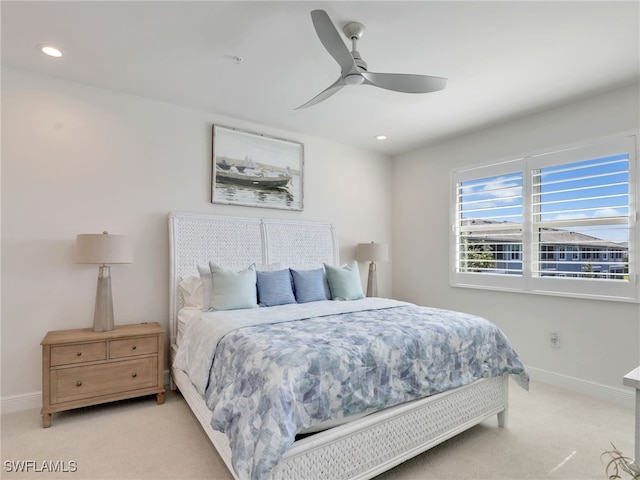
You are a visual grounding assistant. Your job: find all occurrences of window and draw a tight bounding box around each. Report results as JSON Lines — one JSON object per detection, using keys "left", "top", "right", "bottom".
{"left": 452, "top": 134, "right": 638, "bottom": 302}
{"left": 507, "top": 244, "right": 522, "bottom": 261}
{"left": 456, "top": 170, "right": 523, "bottom": 277}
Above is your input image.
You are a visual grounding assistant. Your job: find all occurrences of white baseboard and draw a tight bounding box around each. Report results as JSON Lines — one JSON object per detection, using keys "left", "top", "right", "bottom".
{"left": 526, "top": 365, "right": 635, "bottom": 408}
{"left": 2, "top": 369, "right": 634, "bottom": 413}
{"left": 1, "top": 391, "right": 42, "bottom": 414}
{"left": 1, "top": 370, "right": 173, "bottom": 414}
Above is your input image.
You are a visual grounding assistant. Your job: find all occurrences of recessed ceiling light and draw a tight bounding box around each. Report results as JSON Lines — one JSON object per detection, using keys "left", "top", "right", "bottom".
{"left": 38, "top": 45, "right": 62, "bottom": 57}
{"left": 375, "top": 135, "right": 387, "bottom": 141}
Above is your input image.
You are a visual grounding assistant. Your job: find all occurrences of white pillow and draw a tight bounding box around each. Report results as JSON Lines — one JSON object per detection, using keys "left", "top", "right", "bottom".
{"left": 178, "top": 275, "right": 204, "bottom": 308}
{"left": 197, "top": 265, "right": 213, "bottom": 308}
{"left": 208, "top": 262, "right": 258, "bottom": 311}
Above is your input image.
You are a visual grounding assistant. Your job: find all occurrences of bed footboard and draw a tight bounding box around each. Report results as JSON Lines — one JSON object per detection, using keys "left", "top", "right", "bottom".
{"left": 172, "top": 359, "right": 508, "bottom": 480}
{"left": 272, "top": 375, "right": 508, "bottom": 480}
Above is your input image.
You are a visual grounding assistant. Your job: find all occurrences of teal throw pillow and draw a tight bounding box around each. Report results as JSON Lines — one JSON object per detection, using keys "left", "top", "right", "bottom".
{"left": 208, "top": 263, "right": 258, "bottom": 311}
{"left": 324, "top": 261, "right": 365, "bottom": 301}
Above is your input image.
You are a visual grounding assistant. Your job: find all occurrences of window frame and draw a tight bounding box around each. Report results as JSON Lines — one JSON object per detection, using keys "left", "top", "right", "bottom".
{"left": 450, "top": 133, "right": 638, "bottom": 303}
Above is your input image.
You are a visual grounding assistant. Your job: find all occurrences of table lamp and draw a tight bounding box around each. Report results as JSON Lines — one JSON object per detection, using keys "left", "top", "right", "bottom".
{"left": 356, "top": 242, "right": 389, "bottom": 297}
{"left": 76, "top": 231, "right": 133, "bottom": 332}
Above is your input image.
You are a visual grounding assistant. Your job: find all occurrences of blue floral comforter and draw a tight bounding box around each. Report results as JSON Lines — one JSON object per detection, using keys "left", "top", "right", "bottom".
{"left": 174, "top": 298, "right": 528, "bottom": 480}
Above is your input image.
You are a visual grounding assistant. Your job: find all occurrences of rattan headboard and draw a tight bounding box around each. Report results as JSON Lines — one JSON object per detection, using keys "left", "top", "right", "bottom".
{"left": 168, "top": 212, "right": 339, "bottom": 345}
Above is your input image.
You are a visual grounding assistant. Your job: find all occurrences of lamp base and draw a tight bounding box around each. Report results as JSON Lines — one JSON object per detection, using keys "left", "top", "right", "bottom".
{"left": 93, "top": 265, "right": 114, "bottom": 332}
{"left": 366, "top": 261, "right": 378, "bottom": 297}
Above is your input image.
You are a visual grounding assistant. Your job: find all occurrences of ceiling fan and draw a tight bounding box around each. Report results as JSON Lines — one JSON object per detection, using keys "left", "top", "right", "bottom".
{"left": 296, "top": 9, "right": 447, "bottom": 109}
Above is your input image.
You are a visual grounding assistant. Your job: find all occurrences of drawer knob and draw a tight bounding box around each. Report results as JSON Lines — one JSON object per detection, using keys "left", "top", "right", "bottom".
{"left": 76, "top": 380, "right": 83, "bottom": 387}
{"left": 76, "top": 352, "right": 83, "bottom": 356}
{"left": 132, "top": 345, "right": 137, "bottom": 350}
{"left": 132, "top": 372, "right": 137, "bottom": 378}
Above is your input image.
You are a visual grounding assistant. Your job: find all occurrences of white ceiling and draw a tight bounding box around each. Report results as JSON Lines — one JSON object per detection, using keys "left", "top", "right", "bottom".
{"left": 2, "top": 1, "right": 639, "bottom": 156}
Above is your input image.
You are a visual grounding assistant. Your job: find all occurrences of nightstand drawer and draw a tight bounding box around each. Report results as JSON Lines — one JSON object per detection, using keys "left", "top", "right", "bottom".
{"left": 110, "top": 335, "right": 158, "bottom": 359}
{"left": 51, "top": 342, "right": 107, "bottom": 366}
{"left": 51, "top": 357, "right": 158, "bottom": 404}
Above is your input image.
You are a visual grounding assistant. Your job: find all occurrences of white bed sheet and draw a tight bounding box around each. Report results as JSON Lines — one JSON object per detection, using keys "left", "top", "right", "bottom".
{"left": 176, "top": 307, "right": 203, "bottom": 347}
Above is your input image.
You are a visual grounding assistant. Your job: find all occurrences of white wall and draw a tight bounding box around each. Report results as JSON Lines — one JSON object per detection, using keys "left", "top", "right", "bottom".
{"left": 1, "top": 67, "right": 392, "bottom": 402}
{"left": 392, "top": 84, "right": 640, "bottom": 399}
{"left": 4, "top": 67, "right": 637, "bottom": 409}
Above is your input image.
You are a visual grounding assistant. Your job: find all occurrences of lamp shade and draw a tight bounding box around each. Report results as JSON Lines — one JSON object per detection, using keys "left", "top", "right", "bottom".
{"left": 76, "top": 232, "right": 133, "bottom": 264}
{"left": 356, "top": 242, "right": 389, "bottom": 263}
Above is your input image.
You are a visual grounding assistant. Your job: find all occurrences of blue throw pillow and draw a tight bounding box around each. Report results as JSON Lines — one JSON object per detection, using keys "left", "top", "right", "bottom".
{"left": 291, "top": 268, "right": 329, "bottom": 303}
{"left": 257, "top": 269, "right": 296, "bottom": 307}
{"left": 208, "top": 263, "right": 258, "bottom": 311}
{"left": 324, "top": 261, "right": 365, "bottom": 301}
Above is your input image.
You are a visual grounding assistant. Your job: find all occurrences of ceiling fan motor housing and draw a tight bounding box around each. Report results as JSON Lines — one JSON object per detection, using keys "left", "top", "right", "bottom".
{"left": 344, "top": 74, "right": 365, "bottom": 85}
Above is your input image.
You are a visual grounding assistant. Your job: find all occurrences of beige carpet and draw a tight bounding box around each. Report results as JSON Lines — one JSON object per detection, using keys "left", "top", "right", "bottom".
{"left": 0, "top": 380, "right": 634, "bottom": 480}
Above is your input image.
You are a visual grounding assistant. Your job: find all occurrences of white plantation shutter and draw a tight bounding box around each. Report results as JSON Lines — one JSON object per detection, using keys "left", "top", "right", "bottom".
{"left": 451, "top": 134, "right": 638, "bottom": 302}
{"left": 532, "top": 155, "right": 629, "bottom": 279}
{"left": 456, "top": 172, "right": 524, "bottom": 274}
{"left": 452, "top": 160, "right": 526, "bottom": 291}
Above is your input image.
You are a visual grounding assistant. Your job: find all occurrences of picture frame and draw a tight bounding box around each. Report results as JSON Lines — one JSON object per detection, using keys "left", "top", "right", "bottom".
{"left": 211, "top": 125, "right": 304, "bottom": 211}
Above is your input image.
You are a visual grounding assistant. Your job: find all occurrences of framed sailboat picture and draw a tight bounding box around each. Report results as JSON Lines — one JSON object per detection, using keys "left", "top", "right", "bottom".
{"left": 211, "top": 125, "right": 304, "bottom": 211}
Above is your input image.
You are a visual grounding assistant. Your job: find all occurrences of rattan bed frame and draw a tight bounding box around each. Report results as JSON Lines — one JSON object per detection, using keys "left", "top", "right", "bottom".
{"left": 168, "top": 212, "right": 509, "bottom": 480}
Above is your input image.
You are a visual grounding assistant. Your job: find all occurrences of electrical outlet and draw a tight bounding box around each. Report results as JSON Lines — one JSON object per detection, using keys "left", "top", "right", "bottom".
{"left": 550, "top": 332, "right": 560, "bottom": 348}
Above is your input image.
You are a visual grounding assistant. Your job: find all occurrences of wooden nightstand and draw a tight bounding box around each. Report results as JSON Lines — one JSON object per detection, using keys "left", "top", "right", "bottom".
{"left": 41, "top": 322, "right": 165, "bottom": 427}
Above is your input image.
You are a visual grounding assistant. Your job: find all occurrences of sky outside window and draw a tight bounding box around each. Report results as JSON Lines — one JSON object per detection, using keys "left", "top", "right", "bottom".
{"left": 459, "top": 154, "right": 629, "bottom": 245}
{"left": 536, "top": 154, "right": 629, "bottom": 244}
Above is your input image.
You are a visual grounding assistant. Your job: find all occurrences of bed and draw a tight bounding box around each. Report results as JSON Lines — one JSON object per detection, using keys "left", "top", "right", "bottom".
{"left": 168, "top": 212, "right": 528, "bottom": 480}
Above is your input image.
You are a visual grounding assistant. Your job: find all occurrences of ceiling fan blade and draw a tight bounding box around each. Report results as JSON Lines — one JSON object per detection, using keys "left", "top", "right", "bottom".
{"left": 295, "top": 77, "right": 345, "bottom": 110}
{"left": 311, "top": 10, "right": 356, "bottom": 74}
{"left": 361, "top": 72, "right": 447, "bottom": 94}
